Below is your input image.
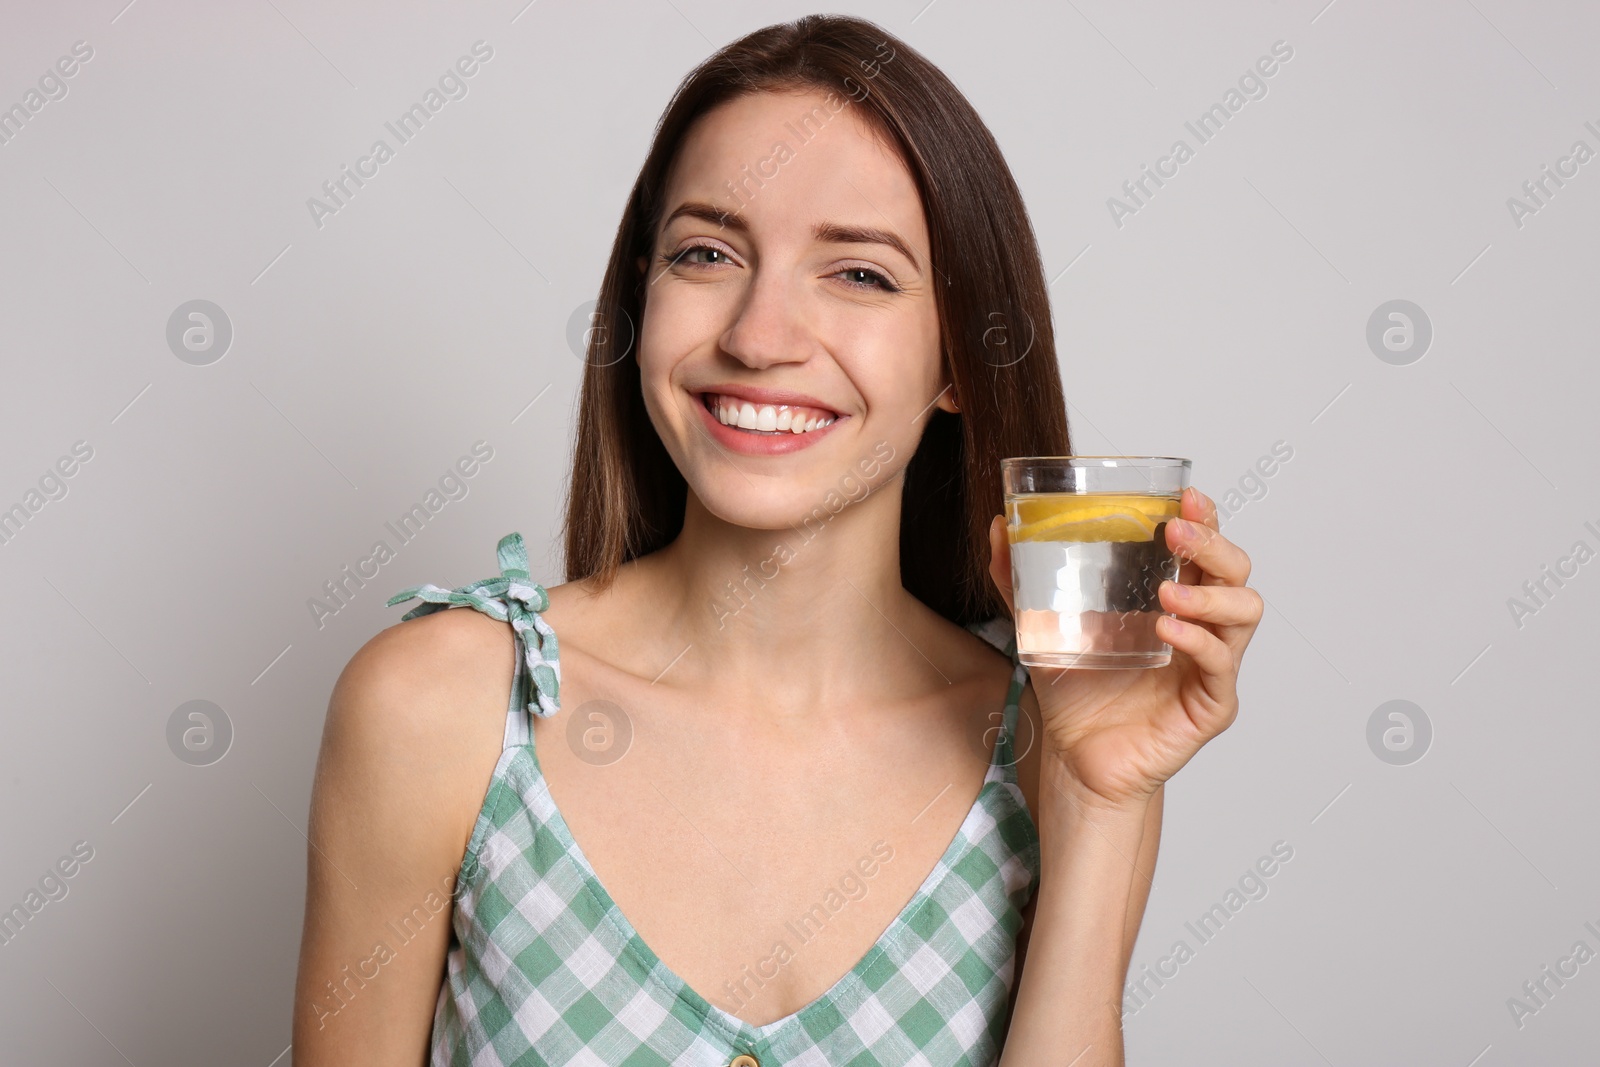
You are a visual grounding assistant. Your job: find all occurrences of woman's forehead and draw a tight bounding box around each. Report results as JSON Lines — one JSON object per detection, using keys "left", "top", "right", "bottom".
{"left": 661, "top": 90, "right": 926, "bottom": 249}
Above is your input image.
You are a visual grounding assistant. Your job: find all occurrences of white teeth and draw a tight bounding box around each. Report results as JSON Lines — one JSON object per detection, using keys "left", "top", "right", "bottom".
{"left": 707, "top": 393, "right": 836, "bottom": 434}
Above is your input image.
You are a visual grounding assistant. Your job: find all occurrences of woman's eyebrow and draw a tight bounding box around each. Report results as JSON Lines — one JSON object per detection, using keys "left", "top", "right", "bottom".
{"left": 662, "top": 200, "right": 921, "bottom": 271}
{"left": 812, "top": 221, "right": 920, "bottom": 272}
{"left": 664, "top": 201, "right": 744, "bottom": 231}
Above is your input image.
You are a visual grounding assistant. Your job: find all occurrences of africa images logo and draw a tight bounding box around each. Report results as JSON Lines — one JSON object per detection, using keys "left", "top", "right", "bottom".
{"left": 1106, "top": 40, "right": 1295, "bottom": 228}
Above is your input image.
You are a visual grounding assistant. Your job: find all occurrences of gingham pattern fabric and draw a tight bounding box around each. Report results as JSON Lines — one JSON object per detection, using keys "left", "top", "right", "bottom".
{"left": 396, "top": 533, "right": 1041, "bottom": 1067}
{"left": 388, "top": 532, "right": 563, "bottom": 718}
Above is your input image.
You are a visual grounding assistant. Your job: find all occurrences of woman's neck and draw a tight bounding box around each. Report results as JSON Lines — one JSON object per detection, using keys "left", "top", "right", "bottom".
{"left": 601, "top": 482, "right": 951, "bottom": 712}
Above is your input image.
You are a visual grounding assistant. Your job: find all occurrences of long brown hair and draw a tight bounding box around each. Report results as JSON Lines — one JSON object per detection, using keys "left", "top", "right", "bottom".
{"left": 563, "top": 13, "right": 1070, "bottom": 626}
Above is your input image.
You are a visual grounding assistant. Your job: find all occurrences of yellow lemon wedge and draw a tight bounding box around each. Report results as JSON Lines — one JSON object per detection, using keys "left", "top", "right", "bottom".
{"left": 1009, "top": 493, "right": 1178, "bottom": 543}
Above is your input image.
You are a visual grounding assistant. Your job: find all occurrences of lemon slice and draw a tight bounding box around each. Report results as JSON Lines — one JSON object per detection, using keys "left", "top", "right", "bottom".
{"left": 1015, "top": 504, "right": 1157, "bottom": 542}
{"left": 1009, "top": 493, "right": 1177, "bottom": 543}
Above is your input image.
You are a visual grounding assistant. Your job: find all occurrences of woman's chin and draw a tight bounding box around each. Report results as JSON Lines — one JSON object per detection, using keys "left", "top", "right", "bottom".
{"left": 690, "top": 483, "right": 845, "bottom": 534}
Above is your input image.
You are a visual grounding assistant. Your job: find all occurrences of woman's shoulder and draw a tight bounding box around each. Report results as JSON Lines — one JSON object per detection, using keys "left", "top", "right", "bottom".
{"left": 325, "top": 528, "right": 548, "bottom": 789}
{"left": 350, "top": 602, "right": 515, "bottom": 707}
{"left": 937, "top": 611, "right": 1042, "bottom": 818}
{"left": 357, "top": 529, "right": 558, "bottom": 730}
{"left": 932, "top": 610, "right": 1020, "bottom": 691}
{"left": 301, "top": 595, "right": 524, "bottom": 992}
{"left": 325, "top": 608, "right": 514, "bottom": 787}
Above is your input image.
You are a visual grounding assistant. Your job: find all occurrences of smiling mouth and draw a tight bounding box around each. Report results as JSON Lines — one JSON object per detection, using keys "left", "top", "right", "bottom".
{"left": 699, "top": 392, "right": 841, "bottom": 435}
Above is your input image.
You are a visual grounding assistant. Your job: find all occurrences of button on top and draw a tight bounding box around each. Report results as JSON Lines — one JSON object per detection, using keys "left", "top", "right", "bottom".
{"left": 729, "top": 1055, "right": 760, "bottom": 1067}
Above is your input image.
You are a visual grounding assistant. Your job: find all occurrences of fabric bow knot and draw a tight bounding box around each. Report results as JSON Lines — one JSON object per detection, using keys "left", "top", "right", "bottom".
{"left": 386, "top": 531, "right": 562, "bottom": 718}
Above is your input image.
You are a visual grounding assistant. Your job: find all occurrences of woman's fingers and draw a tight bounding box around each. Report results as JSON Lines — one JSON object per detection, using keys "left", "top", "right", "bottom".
{"left": 1167, "top": 513, "right": 1251, "bottom": 587}
{"left": 1160, "top": 577, "right": 1263, "bottom": 666}
{"left": 1184, "top": 485, "right": 1220, "bottom": 530}
{"left": 1154, "top": 613, "right": 1239, "bottom": 732}
{"left": 1158, "top": 580, "right": 1263, "bottom": 628}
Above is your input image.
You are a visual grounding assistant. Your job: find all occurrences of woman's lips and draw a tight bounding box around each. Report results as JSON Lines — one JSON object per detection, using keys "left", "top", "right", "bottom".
{"left": 701, "top": 392, "right": 839, "bottom": 433}
{"left": 693, "top": 391, "right": 845, "bottom": 455}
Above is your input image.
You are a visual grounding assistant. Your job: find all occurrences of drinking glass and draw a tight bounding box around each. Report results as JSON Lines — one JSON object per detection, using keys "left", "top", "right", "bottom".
{"left": 1002, "top": 456, "right": 1192, "bottom": 669}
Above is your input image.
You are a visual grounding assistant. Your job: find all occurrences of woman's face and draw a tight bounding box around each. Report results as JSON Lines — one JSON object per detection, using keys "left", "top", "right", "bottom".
{"left": 635, "top": 87, "right": 953, "bottom": 533}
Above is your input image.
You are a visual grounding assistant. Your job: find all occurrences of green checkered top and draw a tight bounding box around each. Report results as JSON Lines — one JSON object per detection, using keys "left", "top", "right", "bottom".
{"left": 389, "top": 533, "right": 1041, "bottom": 1067}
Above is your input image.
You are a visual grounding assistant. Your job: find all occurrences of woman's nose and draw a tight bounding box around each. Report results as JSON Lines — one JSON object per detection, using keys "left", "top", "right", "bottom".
{"left": 717, "top": 270, "right": 817, "bottom": 369}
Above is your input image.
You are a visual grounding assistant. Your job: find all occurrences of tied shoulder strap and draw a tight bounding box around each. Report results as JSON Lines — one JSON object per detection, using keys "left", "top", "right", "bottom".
{"left": 385, "top": 531, "right": 563, "bottom": 718}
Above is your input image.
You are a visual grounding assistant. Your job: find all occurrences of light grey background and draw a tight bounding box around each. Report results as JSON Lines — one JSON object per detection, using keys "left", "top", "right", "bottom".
{"left": 2, "top": 1, "right": 1595, "bottom": 1063}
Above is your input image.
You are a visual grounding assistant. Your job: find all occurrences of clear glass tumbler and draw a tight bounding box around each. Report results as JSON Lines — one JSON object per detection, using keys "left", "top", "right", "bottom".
{"left": 1002, "top": 456, "right": 1192, "bottom": 669}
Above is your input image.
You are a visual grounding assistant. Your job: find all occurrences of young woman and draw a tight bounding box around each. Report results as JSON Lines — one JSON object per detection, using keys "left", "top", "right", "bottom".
{"left": 294, "top": 14, "right": 1261, "bottom": 1066}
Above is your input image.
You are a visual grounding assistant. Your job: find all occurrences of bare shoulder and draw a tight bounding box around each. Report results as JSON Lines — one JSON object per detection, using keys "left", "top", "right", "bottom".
{"left": 941, "top": 614, "right": 1043, "bottom": 824}
{"left": 910, "top": 610, "right": 1028, "bottom": 771}
{"left": 317, "top": 605, "right": 517, "bottom": 861}
{"left": 330, "top": 605, "right": 513, "bottom": 747}
{"left": 911, "top": 605, "right": 1016, "bottom": 689}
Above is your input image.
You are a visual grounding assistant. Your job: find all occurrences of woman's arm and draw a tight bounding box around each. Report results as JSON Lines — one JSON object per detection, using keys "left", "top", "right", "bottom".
{"left": 1000, "top": 760, "right": 1153, "bottom": 1066}
{"left": 1121, "top": 783, "right": 1163, "bottom": 970}
{"left": 1011, "top": 686, "right": 1165, "bottom": 995}
{"left": 292, "top": 610, "right": 511, "bottom": 1065}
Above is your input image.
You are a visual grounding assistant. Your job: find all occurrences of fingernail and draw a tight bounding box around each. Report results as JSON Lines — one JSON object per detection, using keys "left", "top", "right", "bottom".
{"left": 1172, "top": 519, "right": 1193, "bottom": 538}
{"left": 1169, "top": 581, "right": 1191, "bottom": 599}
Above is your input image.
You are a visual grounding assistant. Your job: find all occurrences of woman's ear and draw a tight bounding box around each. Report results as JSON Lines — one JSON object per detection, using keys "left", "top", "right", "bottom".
{"left": 934, "top": 381, "right": 961, "bottom": 414}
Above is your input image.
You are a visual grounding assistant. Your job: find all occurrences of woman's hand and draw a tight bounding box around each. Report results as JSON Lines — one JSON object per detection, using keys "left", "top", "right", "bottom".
{"left": 987, "top": 486, "right": 1261, "bottom": 810}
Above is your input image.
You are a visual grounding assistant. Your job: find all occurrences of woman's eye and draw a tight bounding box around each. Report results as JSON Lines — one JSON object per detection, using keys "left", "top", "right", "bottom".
{"left": 658, "top": 245, "right": 899, "bottom": 293}
{"left": 683, "top": 246, "right": 729, "bottom": 265}
{"left": 835, "top": 266, "right": 899, "bottom": 293}
{"left": 659, "top": 244, "right": 730, "bottom": 268}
